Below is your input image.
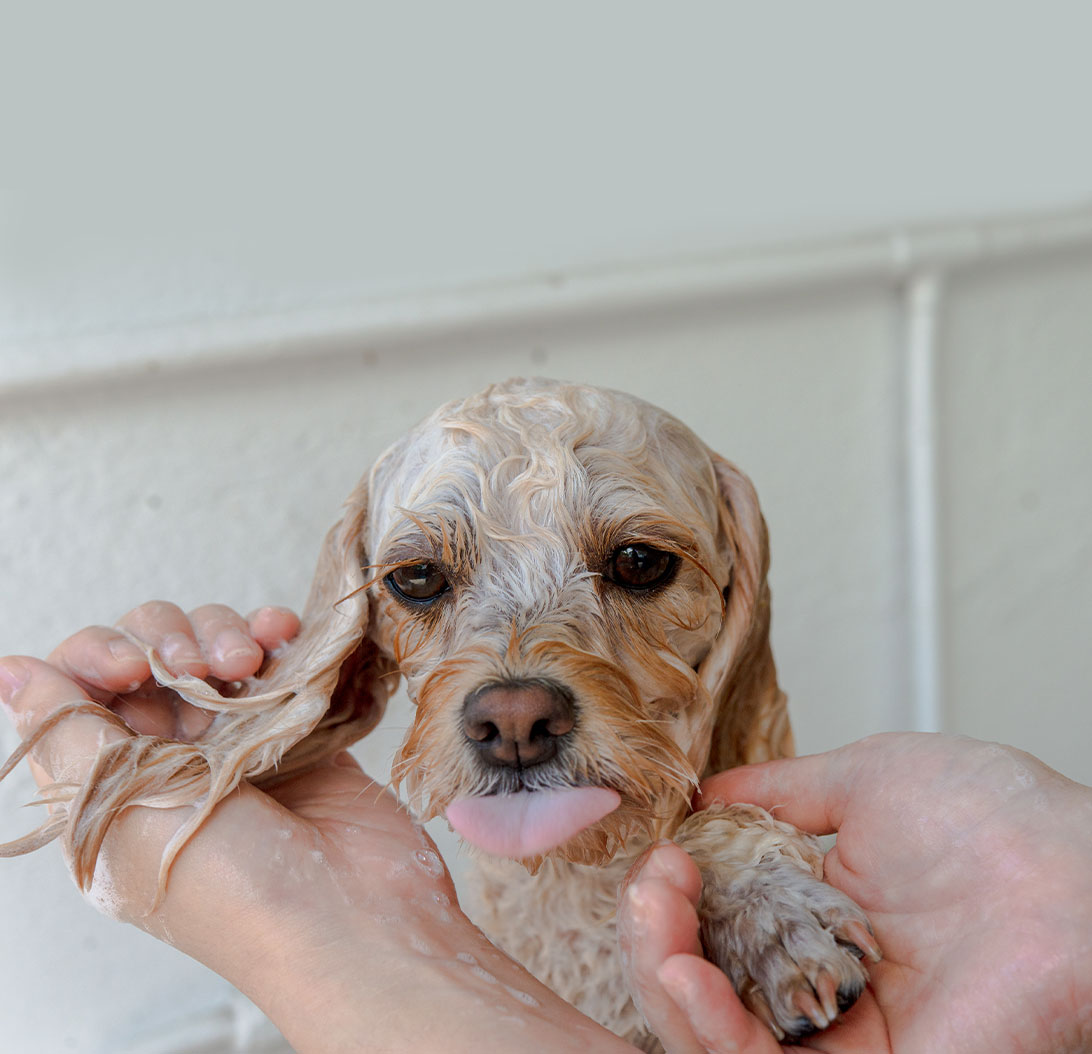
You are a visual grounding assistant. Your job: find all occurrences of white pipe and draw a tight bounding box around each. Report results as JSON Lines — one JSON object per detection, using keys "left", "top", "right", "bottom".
{"left": 904, "top": 272, "right": 944, "bottom": 733}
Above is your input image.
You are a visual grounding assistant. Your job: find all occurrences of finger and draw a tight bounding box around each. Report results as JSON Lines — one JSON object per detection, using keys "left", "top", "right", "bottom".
{"left": 657, "top": 954, "right": 782, "bottom": 1054}
{"left": 188, "top": 604, "right": 264, "bottom": 681}
{"left": 0, "top": 656, "right": 130, "bottom": 787}
{"left": 47, "top": 622, "right": 214, "bottom": 740}
{"left": 618, "top": 844, "right": 707, "bottom": 1054}
{"left": 246, "top": 606, "right": 301, "bottom": 653}
{"left": 108, "top": 693, "right": 191, "bottom": 739}
{"left": 697, "top": 751, "right": 851, "bottom": 837}
{"left": 621, "top": 839, "right": 703, "bottom": 905}
{"left": 47, "top": 625, "right": 151, "bottom": 698}
{"left": 116, "top": 601, "right": 208, "bottom": 680}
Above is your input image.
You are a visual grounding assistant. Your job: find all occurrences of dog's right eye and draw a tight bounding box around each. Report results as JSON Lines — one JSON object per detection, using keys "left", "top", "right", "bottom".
{"left": 385, "top": 562, "right": 450, "bottom": 603}
{"left": 607, "top": 544, "right": 678, "bottom": 591}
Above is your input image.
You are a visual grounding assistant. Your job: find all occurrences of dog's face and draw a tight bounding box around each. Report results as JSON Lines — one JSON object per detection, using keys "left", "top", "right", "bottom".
{"left": 309, "top": 379, "right": 784, "bottom": 869}
{"left": 364, "top": 380, "right": 724, "bottom": 864}
{"left": 276, "top": 379, "right": 788, "bottom": 867}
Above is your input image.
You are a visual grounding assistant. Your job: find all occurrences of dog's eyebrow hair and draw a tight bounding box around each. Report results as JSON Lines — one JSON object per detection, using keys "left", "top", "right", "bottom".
{"left": 378, "top": 531, "right": 443, "bottom": 560}
{"left": 594, "top": 511, "right": 701, "bottom": 553}
{"left": 380, "top": 506, "right": 478, "bottom": 571}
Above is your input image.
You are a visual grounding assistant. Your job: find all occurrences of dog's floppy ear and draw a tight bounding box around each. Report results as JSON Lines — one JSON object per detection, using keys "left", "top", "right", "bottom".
{"left": 256, "top": 475, "right": 397, "bottom": 779}
{"left": 697, "top": 453, "right": 794, "bottom": 774}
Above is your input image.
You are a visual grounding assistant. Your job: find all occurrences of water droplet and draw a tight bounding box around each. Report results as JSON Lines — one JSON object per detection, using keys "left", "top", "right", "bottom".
{"left": 456, "top": 952, "right": 478, "bottom": 966}
{"left": 471, "top": 965, "right": 498, "bottom": 985}
{"left": 504, "top": 986, "right": 541, "bottom": 1008}
{"left": 372, "top": 913, "right": 406, "bottom": 926}
{"left": 413, "top": 849, "right": 445, "bottom": 877}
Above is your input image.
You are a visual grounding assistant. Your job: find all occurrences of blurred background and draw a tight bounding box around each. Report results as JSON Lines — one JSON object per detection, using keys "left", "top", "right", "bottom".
{"left": 2, "top": 3, "right": 1091, "bottom": 1050}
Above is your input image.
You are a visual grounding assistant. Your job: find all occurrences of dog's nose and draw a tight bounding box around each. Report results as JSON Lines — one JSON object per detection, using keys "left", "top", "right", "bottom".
{"left": 463, "top": 681, "right": 575, "bottom": 768}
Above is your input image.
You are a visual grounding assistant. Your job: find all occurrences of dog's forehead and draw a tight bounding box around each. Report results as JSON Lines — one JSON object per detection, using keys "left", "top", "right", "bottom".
{"left": 367, "top": 381, "right": 720, "bottom": 548}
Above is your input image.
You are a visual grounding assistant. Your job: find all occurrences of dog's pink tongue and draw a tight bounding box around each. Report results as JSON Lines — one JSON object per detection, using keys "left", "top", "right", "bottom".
{"left": 446, "top": 787, "right": 621, "bottom": 858}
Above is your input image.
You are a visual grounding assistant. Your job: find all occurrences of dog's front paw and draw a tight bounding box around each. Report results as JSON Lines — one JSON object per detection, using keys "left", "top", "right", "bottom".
{"left": 675, "top": 803, "right": 881, "bottom": 1041}
{"left": 701, "top": 856, "right": 878, "bottom": 1039}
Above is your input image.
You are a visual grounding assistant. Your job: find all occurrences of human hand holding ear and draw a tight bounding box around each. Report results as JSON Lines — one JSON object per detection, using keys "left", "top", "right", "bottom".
{"left": 0, "top": 603, "right": 635, "bottom": 1053}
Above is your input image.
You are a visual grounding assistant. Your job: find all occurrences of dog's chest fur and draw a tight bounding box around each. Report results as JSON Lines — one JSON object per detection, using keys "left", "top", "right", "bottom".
{"left": 464, "top": 849, "right": 655, "bottom": 1048}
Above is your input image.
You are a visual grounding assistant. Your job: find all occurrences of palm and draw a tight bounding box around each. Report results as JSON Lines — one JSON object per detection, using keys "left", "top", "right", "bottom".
{"left": 812, "top": 736, "right": 1089, "bottom": 1053}
{"left": 260, "top": 753, "right": 446, "bottom": 889}
{"left": 723, "top": 735, "right": 1091, "bottom": 1053}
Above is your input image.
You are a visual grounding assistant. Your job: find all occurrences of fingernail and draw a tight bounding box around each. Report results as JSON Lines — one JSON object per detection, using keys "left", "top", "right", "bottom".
{"left": 0, "top": 658, "right": 30, "bottom": 708}
{"left": 161, "top": 632, "right": 201, "bottom": 666}
{"left": 107, "top": 637, "right": 146, "bottom": 665}
{"left": 656, "top": 960, "right": 695, "bottom": 1010}
{"left": 212, "top": 628, "right": 259, "bottom": 664}
{"left": 639, "top": 841, "right": 677, "bottom": 881}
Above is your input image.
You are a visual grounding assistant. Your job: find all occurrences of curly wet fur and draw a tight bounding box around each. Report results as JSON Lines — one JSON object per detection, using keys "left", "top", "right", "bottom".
{"left": 1, "top": 378, "right": 875, "bottom": 1042}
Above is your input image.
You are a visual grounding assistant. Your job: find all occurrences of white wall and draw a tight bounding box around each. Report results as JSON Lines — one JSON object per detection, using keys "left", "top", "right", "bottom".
{"left": 2, "top": 4, "right": 1092, "bottom": 1051}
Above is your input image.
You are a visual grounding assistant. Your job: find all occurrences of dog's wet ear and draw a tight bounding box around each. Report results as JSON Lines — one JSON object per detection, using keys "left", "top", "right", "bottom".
{"left": 257, "top": 475, "right": 397, "bottom": 778}
{"left": 697, "top": 453, "right": 794, "bottom": 773}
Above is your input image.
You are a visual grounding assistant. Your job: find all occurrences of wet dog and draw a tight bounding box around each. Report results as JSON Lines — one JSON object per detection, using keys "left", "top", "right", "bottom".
{"left": 4, "top": 378, "right": 879, "bottom": 1047}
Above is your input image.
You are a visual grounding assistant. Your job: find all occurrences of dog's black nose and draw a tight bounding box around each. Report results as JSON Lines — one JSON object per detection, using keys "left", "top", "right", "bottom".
{"left": 463, "top": 681, "right": 575, "bottom": 768}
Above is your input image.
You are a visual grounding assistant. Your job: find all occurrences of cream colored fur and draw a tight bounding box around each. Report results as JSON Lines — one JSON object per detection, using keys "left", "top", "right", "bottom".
{"left": 1, "top": 378, "right": 876, "bottom": 1045}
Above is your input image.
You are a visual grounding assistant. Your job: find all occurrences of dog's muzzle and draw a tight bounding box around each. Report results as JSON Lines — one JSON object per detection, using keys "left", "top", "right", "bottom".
{"left": 447, "top": 679, "right": 620, "bottom": 858}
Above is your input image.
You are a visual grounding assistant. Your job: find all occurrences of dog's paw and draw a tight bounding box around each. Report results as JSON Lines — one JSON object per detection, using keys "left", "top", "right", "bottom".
{"left": 697, "top": 855, "right": 880, "bottom": 1040}
{"left": 673, "top": 803, "right": 880, "bottom": 1040}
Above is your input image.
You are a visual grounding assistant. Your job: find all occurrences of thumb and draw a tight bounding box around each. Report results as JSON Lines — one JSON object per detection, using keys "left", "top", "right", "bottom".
{"left": 697, "top": 744, "right": 868, "bottom": 837}
{"left": 698, "top": 733, "right": 937, "bottom": 837}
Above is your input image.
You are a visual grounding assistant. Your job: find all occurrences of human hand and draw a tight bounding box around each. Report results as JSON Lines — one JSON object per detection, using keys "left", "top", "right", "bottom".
{"left": 619, "top": 733, "right": 1092, "bottom": 1053}
{"left": 0, "top": 603, "right": 634, "bottom": 1054}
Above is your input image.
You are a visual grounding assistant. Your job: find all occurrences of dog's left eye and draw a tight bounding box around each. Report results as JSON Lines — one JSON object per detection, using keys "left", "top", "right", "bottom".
{"left": 607, "top": 544, "right": 678, "bottom": 591}
{"left": 385, "top": 562, "right": 450, "bottom": 602}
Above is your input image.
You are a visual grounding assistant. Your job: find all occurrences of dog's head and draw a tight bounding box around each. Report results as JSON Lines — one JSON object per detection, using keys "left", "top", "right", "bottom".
{"left": 284, "top": 378, "right": 791, "bottom": 868}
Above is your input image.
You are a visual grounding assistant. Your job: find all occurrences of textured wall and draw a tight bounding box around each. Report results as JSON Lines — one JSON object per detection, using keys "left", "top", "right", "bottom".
{"left": 938, "top": 252, "right": 1092, "bottom": 775}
